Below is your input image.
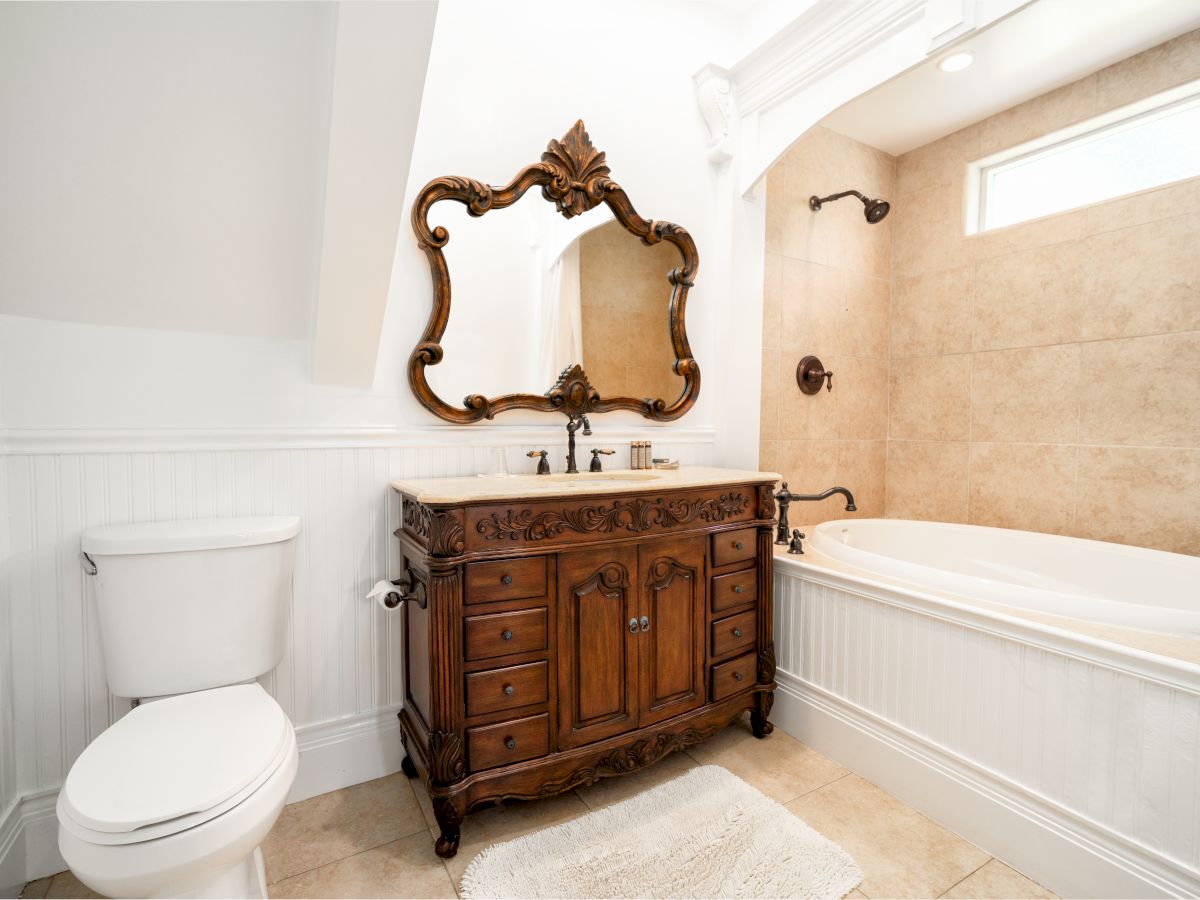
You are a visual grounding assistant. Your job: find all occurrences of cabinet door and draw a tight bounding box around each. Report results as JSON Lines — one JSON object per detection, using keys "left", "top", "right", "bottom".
{"left": 638, "top": 535, "right": 706, "bottom": 727}
{"left": 557, "top": 545, "right": 640, "bottom": 749}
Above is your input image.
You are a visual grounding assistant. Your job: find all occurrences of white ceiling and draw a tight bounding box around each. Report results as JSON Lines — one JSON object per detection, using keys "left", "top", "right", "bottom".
{"left": 822, "top": 0, "right": 1200, "bottom": 156}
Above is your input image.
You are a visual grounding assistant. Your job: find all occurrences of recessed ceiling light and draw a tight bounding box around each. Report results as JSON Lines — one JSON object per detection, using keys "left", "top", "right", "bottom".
{"left": 938, "top": 51, "right": 975, "bottom": 73}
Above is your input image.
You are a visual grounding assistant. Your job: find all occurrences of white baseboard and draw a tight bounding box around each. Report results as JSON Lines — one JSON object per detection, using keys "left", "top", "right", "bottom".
{"left": 0, "top": 707, "right": 405, "bottom": 890}
{"left": 773, "top": 673, "right": 1199, "bottom": 899}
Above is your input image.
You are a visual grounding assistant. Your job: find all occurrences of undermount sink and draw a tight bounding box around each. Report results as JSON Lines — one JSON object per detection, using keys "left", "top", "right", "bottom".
{"left": 542, "top": 471, "right": 661, "bottom": 486}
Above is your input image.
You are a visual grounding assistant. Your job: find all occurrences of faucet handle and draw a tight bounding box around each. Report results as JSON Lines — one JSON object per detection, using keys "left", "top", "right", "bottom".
{"left": 526, "top": 449, "right": 550, "bottom": 475}
{"left": 589, "top": 448, "right": 615, "bottom": 473}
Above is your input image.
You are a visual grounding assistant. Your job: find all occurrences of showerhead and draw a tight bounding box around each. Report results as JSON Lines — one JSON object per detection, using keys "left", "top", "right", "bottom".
{"left": 809, "top": 190, "right": 891, "bottom": 224}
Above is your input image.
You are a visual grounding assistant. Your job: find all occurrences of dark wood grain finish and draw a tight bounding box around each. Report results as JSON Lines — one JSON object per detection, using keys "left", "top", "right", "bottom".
{"left": 396, "top": 477, "right": 775, "bottom": 858}
{"left": 465, "top": 661, "right": 548, "bottom": 717}
{"left": 464, "top": 556, "right": 547, "bottom": 605}
{"left": 638, "top": 535, "right": 706, "bottom": 727}
{"left": 711, "top": 568, "right": 757, "bottom": 614}
{"left": 463, "top": 608, "right": 547, "bottom": 661}
{"left": 408, "top": 120, "right": 700, "bottom": 424}
{"left": 710, "top": 651, "right": 756, "bottom": 702}
{"left": 711, "top": 527, "right": 758, "bottom": 567}
{"left": 467, "top": 713, "right": 550, "bottom": 771}
{"left": 711, "top": 609, "right": 757, "bottom": 659}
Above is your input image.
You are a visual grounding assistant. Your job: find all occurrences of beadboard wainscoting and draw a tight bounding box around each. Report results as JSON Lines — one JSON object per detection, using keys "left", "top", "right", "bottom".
{"left": 0, "top": 426, "right": 714, "bottom": 884}
{"left": 771, "top": 566, "right": 1200, "bottom": 899}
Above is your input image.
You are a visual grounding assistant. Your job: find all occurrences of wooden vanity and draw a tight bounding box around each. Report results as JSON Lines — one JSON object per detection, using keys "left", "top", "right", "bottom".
{"left": 390, "top": 467, "right": 779, "bottom": 857}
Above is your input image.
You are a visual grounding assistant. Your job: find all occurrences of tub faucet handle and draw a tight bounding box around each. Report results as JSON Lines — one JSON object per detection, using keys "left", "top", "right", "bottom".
{"left": 788, "top": 529, "right": 806, "bottom": 555}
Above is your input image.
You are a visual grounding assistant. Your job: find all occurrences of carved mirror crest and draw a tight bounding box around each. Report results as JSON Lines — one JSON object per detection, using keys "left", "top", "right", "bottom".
{"left": 408, "top": 120, "right": 700, "bottom": 423}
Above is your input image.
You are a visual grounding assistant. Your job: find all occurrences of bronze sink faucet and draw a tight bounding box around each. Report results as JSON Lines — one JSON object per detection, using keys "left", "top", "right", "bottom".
{"left": 564, "top": 414, "right": 591, "bottom": 474}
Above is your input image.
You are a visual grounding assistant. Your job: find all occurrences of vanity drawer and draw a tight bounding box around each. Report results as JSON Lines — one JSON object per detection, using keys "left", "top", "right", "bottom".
{"left": 712, "top": 568, "right": 757, "bottom": 614}
{"left": 464, "top": 608, "right": 547, "bottom": 661}
{"left": 710, "top": 651, "right": 756, "bottom": 701}
{"left": 711, "top": 528, "right": 757, "bottom": 567}
{"left": 465, "top": 661, "right": 548, "bottom": 717}
{"left": 467, "top": 712, "right": 549, "bottom": 771}
{"left": 465, "top": 556, "right": 547, "bottom": 606}
{"left": 711, "top": 609, "right": 756, "bottom": 659}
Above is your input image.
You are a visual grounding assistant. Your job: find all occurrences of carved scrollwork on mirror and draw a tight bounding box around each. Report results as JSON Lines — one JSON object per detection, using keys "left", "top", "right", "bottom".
{"left": 409, "top": 120, "right": 700, "bottom": 423}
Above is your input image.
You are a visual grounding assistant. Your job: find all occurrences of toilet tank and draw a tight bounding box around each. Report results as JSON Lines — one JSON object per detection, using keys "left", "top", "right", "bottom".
{"left": 81, "top": 517, "right": 301, "bottom": 699}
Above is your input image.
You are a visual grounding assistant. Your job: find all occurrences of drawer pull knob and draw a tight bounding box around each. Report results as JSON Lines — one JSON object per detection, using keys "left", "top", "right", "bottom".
{"left": 501, "top": 574, "right": 513, "bottom": 585}
{"left": 629, "top": 618, "right": 639, "bottom": 634}
{"left": 505, "top": 737, "right": 516, "bottom": 750}
{"left": 733, "top": 585, "right": 743, "bottom": 594}
{"left": 733, "top": 627, "right": 743, "bottom": 638}
{"left": 734, "top": 671, "right": 744, "bottom": 681}
{"left": 734, "top": 541, "right": 744, "bottom": 550}
{"left": 501, "top": 629, "right": 513, "bottom": 641}
{"left": 503, "top": 684, "right": 514, "bottom": 696}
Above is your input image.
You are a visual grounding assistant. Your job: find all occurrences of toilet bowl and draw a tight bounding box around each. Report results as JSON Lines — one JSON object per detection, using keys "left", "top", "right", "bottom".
{"left": 58, "top": 684, "right": 297, "bottom": 899}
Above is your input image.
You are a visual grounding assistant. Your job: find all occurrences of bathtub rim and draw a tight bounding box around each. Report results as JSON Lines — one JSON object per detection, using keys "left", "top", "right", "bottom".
{"left": 774, "top": 545, "right": 1200, "bottom": 691}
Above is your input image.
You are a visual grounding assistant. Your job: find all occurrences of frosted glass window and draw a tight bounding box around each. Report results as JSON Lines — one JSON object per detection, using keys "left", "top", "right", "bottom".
{"left": 978, "top": 91, "right": 1200, "bottom": 232}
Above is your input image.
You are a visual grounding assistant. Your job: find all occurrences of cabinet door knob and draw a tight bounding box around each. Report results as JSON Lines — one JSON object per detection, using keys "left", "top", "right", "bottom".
{"left": 504, "top": 737, "right": 516, "bottom": 750}
{"left": 734, "top": 671, "right": 744, "bottom": 681}
{"left": 734, "top": 541, "right": 744, "bottom": 550}
{"left": 503, "top": 684, "right": 514, "bottom": 696}
{"left": 501, "top": 574, "right": 513, "bottom": 585}
{"left": 733, "top": 627, "right": 743, "bottom": 638}
{"left": 733, "top": 585, "right": 743, "bottom": 594}
{"left": 501, "top": 629, "right": 513, "bottom": 641}
{"left": 639, "top": 615, "right": 650, "bottom": 633}
{"left": 628, "top": 618, "right": 639, "bottom": 634}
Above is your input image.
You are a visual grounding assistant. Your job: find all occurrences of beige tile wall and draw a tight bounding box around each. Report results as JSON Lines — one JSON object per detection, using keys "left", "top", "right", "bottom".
{"left": 579, "top": 220, "right": 682, "bottom": 402}
{"left": 760, "top": 30, "right": 1200, "bottom": 554}
{"left": 887, "top": 29, "right": 1200, "bottom": 555}
{"left": 760, "top": 126, "right": 895, "bottom": 521}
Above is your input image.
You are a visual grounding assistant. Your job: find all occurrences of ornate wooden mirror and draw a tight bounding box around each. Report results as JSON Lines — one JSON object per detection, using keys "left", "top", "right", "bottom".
{"left": 409, "top": 121, "right": 700, "bottom": 423}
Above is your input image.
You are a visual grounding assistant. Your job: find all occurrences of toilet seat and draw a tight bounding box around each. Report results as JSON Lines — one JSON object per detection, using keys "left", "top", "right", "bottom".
{"left": 58, "top": 683, "right": 292, "bottom": 847}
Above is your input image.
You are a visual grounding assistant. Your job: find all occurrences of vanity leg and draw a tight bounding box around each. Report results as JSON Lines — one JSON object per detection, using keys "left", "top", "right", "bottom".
{"left": 432, "top": 798, "right": 462, "bottom": 859}
{"left": 400, "top": 755, "right": 418, "bottom": 779}
{"left": 751, "top": 691, "right": 775, "bottom": 738}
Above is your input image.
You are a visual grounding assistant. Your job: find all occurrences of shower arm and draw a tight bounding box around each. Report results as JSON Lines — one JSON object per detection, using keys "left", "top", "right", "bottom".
{"left": 809, "top": 190, "right": 867, "bottom": 210}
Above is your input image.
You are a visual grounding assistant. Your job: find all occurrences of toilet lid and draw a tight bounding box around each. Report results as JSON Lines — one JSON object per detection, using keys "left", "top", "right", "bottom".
{"left": 60, "top": 684, "right": 291, "bottom": 838}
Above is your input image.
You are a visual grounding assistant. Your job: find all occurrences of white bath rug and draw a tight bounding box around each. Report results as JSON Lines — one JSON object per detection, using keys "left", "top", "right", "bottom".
{"left": 459, "top": 764, "right": 862, "bottom": 899}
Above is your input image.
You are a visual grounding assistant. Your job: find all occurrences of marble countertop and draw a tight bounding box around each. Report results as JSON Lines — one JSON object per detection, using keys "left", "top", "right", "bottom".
{"left": 390, "top": 466, "right": 781, "bottom": 504}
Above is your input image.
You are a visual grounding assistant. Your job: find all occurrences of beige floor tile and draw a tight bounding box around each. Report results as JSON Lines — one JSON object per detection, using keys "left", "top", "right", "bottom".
{"left": 572, "top": 747, "right": 698, "bottom": 810}
{"left": 685, "top": 714, "right": 848, "bottom": 803}
{"left": 262, "top": 773, "right": 428, "bottom": 883}
{"left": 43, "top": 870, "right": 103, "bottom": 899}
{"left": 441, "top": 791, "right": 590, "bottom": 887}
{"left": 269, "top": 831, "right": 456, "bottom": 899}
{"left": 940, "top": 858, "right": 1056, "bottom": 899}
{"left": 789, "top": 775, "right": 988, "bottom": 899}
{"left": 410, "top": 776, "right": 439, "bottom": 836}
{"left": 19, "top": 876, "right": 54, "bottom": 899}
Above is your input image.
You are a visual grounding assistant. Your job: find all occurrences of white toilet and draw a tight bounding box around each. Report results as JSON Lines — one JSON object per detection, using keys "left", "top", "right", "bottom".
{"left": 58, "top": 516, "right": 302, "bottom": 899}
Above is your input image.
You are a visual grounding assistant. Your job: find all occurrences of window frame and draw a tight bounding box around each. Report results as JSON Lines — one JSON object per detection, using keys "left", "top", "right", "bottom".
{"left": 965, "top": 77, "right": 1200, "bottom": 235}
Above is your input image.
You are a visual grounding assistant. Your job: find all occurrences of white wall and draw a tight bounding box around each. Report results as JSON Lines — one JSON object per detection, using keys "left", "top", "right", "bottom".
{"left": 0, "top": 2, "right": 337, "bottom": 340}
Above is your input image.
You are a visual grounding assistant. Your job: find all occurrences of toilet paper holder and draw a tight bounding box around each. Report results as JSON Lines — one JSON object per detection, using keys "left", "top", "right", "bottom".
{"left": 372, "top": 570, "right": 427, "bottom": 610}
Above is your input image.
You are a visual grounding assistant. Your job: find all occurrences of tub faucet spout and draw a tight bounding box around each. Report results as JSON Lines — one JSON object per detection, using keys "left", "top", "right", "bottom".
{"left": 773, "top": 484, "right": 856, "bottom": 545}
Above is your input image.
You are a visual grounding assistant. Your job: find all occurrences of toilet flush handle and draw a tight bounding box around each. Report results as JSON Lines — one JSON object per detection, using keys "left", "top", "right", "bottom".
{"left": 80, "top": 552, "right": 98, "bottom": 576}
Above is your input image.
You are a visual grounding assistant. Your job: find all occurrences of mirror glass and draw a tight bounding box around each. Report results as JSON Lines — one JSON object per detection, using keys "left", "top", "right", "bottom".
{"left": 425, "top": 191, "right": 684, "bottom": 405}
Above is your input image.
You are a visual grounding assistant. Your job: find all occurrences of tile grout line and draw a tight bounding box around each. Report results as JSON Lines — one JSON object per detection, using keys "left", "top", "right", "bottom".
{"left": 934, "top": 856, "right": 994, "bottom": 899}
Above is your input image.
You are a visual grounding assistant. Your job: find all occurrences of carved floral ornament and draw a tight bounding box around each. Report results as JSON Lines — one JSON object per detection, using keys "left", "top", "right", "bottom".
{"left": 408, "top": 121, "right": 701, "bottom": 424}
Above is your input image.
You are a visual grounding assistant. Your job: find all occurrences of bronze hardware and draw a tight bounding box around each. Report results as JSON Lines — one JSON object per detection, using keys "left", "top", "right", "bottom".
{"left": 774, "top": 483, "right": 856, "bottom": 544}
{"left": 565, "top": 415, "right": 591, "bottom": 474}
{"left": 733, "top": 585, "right": 743, "bottom": 594}
{"left": 809, "top": 189, "right": 890, "bottom": 224}
{"left": 501, "top": 629, "right": 513, "bottom": 641}
{"left": 379, "top": 569, "right": 427, "bottom": 610}
{"left": 639, "top": 615, "right": 650, "bottom": 632}
{"left": 788, "top": 529, "right": 806, "bottom": 555}
{"left": 589, "top": 448, "right": 616, "bottom": 472}
{"left": 505, "top": 737, "right": 516, "bottom": 750}
{"left": 526, "top": 449, "right": 550, "bottom": 475}
{"left": 796, "top": 355, "right": 833, "bottom": 394}
{"left": 629, "top": 618, "right": 639, "bottom": 634}
{"left": 733, "top": 627, "right": 743, "bottom": 638}
{"left": 501, "top": 574, "right": 513, "bottom": 585}
{"left": 503, "top": 685, "right": 515, "bottom": 696}
{"left": 734, "top": 540, "right": 744, "bottom": 550}
{"left": 734, "top": 671, "right": 744, "bottom": 681}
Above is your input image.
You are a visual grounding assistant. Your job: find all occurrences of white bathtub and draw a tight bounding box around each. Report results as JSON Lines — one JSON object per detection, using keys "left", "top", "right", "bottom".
{"left": 807, "top": 519, "right": 1200, "bottom": 636}
{"left": 772, "top": 519, "right": 1200, "bottom": 898}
